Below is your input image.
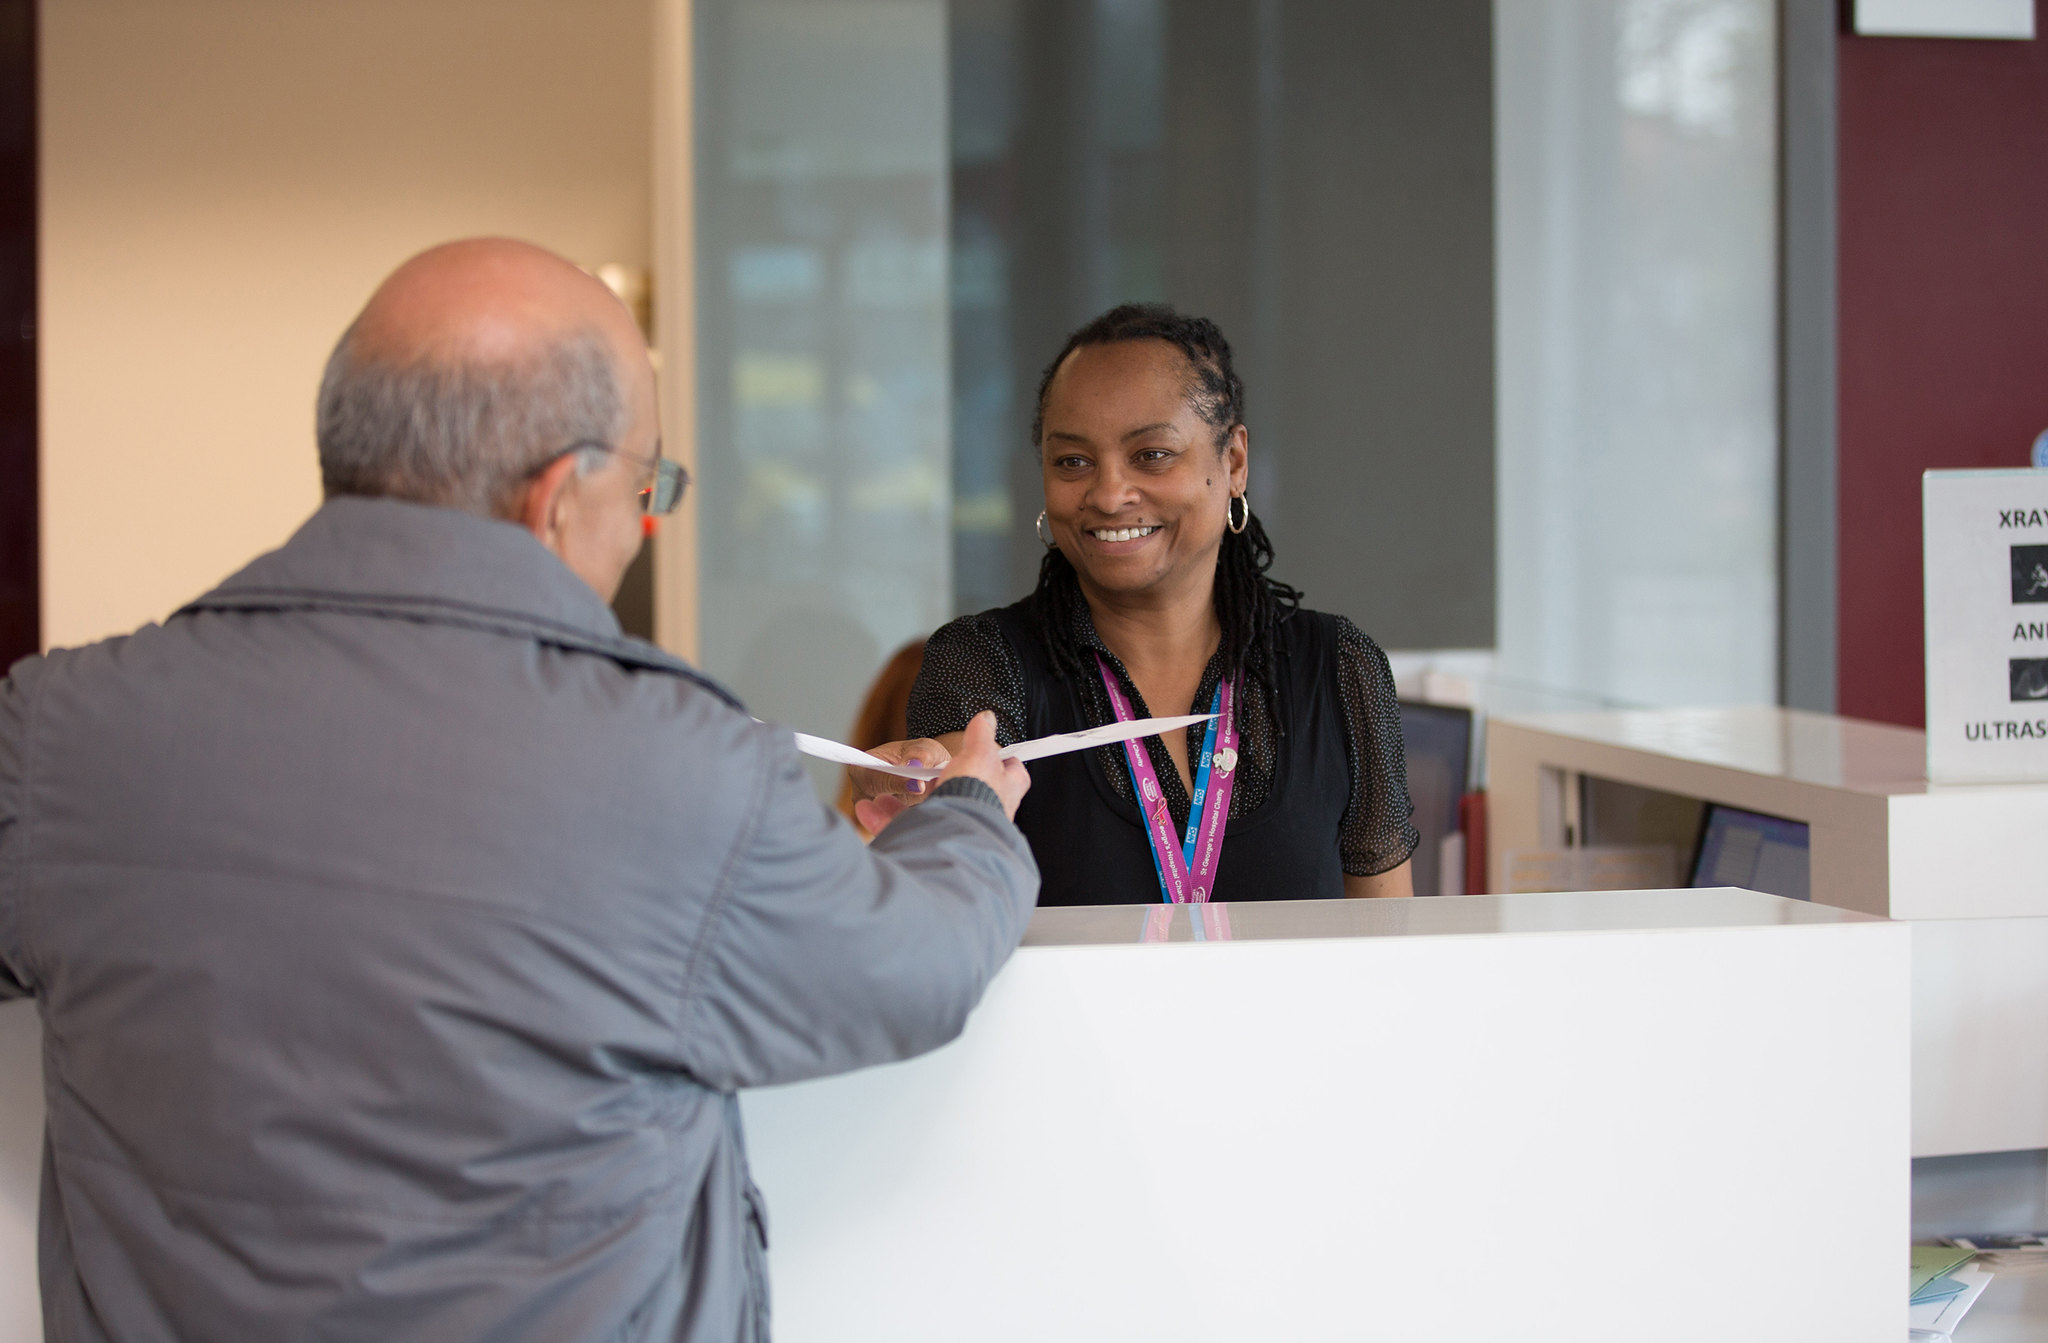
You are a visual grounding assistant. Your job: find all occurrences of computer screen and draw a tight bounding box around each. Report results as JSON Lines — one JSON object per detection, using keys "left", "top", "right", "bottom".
{"left": 1397, "top": 701, "right": 1473, "bottom": 897}
{"left": 1689, "top": 804, "right": 1811, "bottom": 901}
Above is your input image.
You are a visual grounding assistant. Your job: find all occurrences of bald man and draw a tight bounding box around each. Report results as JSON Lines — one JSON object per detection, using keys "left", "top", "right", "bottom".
{"left": 0, "top": 240, "right": 1037, "bottom": 1342}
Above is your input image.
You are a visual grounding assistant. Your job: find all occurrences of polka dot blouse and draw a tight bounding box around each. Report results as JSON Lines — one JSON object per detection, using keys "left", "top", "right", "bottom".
{"left": 907, "top": 599, "right": 1420, "bottom": 878}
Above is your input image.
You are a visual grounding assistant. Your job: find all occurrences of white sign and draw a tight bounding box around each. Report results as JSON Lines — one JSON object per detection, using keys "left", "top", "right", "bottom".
{"left": 1924, "top": 469, "right": 2048, "bottom": 782}
{"left": 1855, "top": 0, "right": 2035, "bottom": 39}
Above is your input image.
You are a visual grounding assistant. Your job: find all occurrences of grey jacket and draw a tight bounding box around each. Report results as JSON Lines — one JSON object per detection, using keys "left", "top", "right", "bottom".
{"left": 0, "top": 497, "right": 1038, "bottom": 1341}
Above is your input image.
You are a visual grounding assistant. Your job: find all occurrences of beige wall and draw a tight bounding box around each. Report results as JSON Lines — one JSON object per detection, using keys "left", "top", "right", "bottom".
{"left": 40, "top": 0, "right": 654, "bottom": 649}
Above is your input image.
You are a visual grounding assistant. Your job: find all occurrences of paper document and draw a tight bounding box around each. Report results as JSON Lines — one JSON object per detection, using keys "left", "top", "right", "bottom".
{"left": 796, "top": 713, "right": 1218, "bottom": 781}
{"left": 1907, "top": 1264, "right": 1991, "bottom": 1338}
{"left": 1911, "top": 1246, "right": 1977, "bottom": 1299}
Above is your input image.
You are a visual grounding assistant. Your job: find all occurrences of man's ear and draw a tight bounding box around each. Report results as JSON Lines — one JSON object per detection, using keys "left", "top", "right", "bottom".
{"left": 517, "top": 453, "right": 584, "bottom": 545}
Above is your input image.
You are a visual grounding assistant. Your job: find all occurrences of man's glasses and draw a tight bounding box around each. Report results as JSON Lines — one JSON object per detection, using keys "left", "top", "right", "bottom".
{"left": 636, "top": 455, "right": 690, "bottom": 516}
{"left": 542, "top": 440, "right": 690, "bottom": 516}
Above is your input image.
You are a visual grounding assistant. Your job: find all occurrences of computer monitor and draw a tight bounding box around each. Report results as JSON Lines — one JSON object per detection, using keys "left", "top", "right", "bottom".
{"left": 1397, "top": 701, "right": 1473, "bottom": 897}
{"left": 1689, "top": 804, "right": 1811, "bottom": 901}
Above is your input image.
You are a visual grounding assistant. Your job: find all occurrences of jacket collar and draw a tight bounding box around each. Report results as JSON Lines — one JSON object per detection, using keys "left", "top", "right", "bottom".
{"left": 198, "top": 495, "right": 625, "bottom": 642}
{"left": 180, "top": 496, "right": 744, "bottom": 708}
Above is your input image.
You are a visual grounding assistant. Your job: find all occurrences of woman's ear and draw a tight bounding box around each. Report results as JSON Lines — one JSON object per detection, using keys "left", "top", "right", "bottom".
{"left": 1227, "top": 423, "right": 1250, "bottom": 494}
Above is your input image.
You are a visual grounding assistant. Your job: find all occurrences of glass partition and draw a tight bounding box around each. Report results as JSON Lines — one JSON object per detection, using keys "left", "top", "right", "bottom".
{"left": 689, "top": 0, "right": 1782, "bottom": 791}
{"left": 694, "top": 0, "right": 952, "bottom": 790}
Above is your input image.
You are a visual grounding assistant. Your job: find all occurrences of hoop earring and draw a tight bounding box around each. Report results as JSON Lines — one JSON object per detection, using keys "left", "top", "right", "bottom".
{"left": 1036, "top": 509, "right": 1055, "bottom": 548}
{"left": 1228, "top": 493, "right": 1249, "bottom": 535}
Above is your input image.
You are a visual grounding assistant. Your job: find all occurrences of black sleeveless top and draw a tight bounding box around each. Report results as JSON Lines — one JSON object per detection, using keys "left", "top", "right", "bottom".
{"left": 980, "top": 598, "right": 1354, "bottom": 906}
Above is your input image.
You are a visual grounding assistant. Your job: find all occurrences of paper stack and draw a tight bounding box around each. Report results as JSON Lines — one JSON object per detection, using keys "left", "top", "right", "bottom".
{"left": 1943, "top": 1232, "right": 2048, "bottom": 1276}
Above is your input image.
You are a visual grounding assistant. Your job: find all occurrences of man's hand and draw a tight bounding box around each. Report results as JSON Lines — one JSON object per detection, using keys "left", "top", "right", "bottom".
{"left": 857, "top": 712, "right": 1027, "bottom": 833}
{"left": 936, "top": 711, "right": 1029, "bottom": 821}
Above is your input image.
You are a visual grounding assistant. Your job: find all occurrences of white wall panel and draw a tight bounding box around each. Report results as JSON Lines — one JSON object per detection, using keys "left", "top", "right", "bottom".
{"left": 1495, "top": 0, "right": 1779, "bottom": 710}
{"left": 1854, "top": 0, "right": 2035, "bottom": 39}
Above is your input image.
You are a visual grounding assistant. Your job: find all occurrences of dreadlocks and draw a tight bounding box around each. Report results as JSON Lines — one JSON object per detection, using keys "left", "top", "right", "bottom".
{"left": 1030, "top": 303, "right": 1302, "bottom": 709}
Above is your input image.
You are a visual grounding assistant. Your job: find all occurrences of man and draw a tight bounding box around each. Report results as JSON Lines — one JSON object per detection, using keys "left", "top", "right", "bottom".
{"left": 0, "top": 239, "right": 1036, "bottom": 1340}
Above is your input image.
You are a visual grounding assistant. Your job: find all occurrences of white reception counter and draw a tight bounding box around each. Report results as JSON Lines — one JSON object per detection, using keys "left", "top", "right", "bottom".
{"left": 742, "top": 890, "right": 1906, "bottom": 1342}
{"left": 1, "top": 890, "right": 1909, "bottom": 1342}
{"left": 1486, "top": 705, "right": 2048, "bottom": 920}
{"left": 1487, "top": 707, "right": 2048, "bottom": 1157}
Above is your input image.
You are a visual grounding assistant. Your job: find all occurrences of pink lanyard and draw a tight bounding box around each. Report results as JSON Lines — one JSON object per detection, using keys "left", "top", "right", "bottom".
{"left": 1095, "top": 653, "right": 1239, "bottom": 904}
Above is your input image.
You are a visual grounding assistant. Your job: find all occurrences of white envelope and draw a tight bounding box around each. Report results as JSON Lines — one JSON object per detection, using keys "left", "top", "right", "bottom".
{"left": 795, "top": 713, "right": 1218, "bottom": 781}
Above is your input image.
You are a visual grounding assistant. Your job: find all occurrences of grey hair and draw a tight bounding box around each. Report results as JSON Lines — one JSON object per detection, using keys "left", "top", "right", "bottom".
{"left": 315, "top": 325, "right": 625, "bottom": 518}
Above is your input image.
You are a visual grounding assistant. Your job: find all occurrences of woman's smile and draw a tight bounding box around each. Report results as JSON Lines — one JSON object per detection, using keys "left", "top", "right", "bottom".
{"left": 1083, "top": 523, "right": 1162, "bottom": 549}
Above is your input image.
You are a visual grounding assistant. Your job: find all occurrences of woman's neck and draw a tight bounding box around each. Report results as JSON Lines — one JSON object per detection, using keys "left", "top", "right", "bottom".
{"left": 1079, "top": 565, "right": 1221, "bottom": 679}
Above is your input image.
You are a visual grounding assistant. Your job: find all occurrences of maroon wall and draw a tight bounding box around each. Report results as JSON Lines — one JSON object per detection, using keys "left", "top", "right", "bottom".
{"left": 1837, "top": 4, "right": 2048, "bottom": 727}
{"left": 0, "top": 0, "right": 33, "bottom": 666}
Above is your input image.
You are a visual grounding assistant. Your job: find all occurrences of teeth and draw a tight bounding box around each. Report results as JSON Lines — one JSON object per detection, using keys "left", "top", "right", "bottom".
{"left": 1090, "top": 526, "right": 1158, "bottom": 542}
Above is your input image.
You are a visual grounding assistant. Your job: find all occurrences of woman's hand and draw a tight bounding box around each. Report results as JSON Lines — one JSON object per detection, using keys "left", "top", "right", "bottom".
{"left": 850, "top": 736, "right": 952, "bottom": 835}
{"left": 855, "top": 718, "right": 1021, "bottom": 835}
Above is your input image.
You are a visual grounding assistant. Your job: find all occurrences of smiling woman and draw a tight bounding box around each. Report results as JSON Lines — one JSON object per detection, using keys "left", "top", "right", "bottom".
{"left": 852, "top": 304, "right": 1419, "bottom": 906}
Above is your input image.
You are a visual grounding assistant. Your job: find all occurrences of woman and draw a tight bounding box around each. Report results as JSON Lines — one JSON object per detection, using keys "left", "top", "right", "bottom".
{"left": 855, "top": 304, "right": 1416, "bottom": 904}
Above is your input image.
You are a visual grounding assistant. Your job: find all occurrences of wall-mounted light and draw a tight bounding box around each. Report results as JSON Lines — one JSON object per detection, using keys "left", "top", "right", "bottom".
{"left": 591, "top": 263, "right": 653, "bottom": 339}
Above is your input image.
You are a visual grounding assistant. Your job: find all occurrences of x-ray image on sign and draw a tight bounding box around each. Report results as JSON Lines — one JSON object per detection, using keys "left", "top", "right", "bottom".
{"left": 2014, "top": 545, "right": 2048, "bottom": 604}
{"left": 1925, "top": 470, "right": 2048, "bottom": 782}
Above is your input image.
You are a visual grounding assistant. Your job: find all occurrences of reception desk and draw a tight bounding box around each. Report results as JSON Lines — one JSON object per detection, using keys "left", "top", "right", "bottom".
{"left": 743, "top": 891, "right": 1906, "bottom": 1342}
{"left": 1487, "top": 707, "right": 2048, "bottom": 1157}
{"left": 0, "top": 1000, "right": 33, "bottom": 1343}
{"left": 0, "top": 891, "right": 1909, "bottom": 1342}
{"left": 1485, "top": 706, "right": 2048, "bottom": 920}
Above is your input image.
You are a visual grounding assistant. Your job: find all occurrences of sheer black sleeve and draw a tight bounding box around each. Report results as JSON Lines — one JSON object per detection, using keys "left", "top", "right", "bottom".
{"left": 905, "top": 612, "right": 1030, "bottom": 747}
{"left": 1332, "top": 616, "right": 1421, "bottom": 877}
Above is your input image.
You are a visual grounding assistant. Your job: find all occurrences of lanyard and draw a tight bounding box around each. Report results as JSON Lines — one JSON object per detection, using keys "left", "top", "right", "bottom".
{"left": 1094, "top": 653, "right": 1239, "bottom": 904}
